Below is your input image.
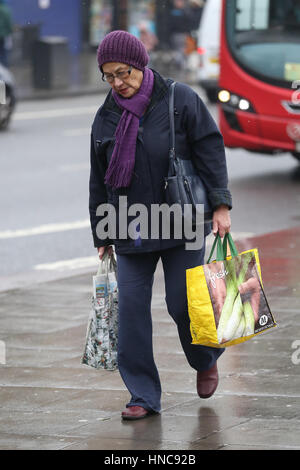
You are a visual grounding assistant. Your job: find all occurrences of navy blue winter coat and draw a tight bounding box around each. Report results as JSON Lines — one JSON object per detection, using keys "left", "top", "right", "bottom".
{"left": 89, "top": 70, "right": 232, "bottom": 254}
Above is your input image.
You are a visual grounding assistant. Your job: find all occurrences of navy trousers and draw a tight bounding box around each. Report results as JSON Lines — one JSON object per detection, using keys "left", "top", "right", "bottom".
{"left": 116, "top": 243, "right": 224, "bottom": 412}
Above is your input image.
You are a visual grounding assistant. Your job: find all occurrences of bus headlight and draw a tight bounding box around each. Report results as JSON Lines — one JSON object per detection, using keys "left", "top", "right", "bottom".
{"left": 239, "top": 99, "right": 250, "bottom": 111}
{"left": 218, "top": 90, "right": 254, "bottom": 112}
{"left": 218, "top": 90, "right": 231, "bottom": 103}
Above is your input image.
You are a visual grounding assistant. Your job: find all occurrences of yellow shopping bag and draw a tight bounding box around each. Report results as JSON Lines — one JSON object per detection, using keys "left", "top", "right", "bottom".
{"left": 186, "top": 233, "right": 277, "bottom": 348}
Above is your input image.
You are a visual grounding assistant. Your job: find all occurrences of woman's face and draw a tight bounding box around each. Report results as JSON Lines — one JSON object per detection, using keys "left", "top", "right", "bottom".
{"left": 102, "top": 62, "right": 143, "bottom": 98}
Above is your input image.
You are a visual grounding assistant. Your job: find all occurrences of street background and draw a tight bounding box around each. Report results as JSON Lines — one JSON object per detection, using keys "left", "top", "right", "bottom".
{"left": 1, "top": 90, "right": 300, "bottom": 291}
{"left": 0, "top": 0, "right": 300, "bottom": 451}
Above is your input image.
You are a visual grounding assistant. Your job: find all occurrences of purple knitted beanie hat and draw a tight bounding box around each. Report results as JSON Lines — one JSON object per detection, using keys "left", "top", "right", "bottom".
{"left": 97, "top": 30, "right": 149, "bottom": 72}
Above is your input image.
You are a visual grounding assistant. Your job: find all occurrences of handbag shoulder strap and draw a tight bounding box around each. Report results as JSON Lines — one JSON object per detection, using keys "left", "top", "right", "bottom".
{"left": 169, "top": 81, "right": 176, "bottom": 158}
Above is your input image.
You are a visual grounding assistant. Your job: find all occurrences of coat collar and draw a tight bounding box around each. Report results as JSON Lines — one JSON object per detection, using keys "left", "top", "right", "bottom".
{"left": 102, "top": 69, "right": 172, "bottom": 116}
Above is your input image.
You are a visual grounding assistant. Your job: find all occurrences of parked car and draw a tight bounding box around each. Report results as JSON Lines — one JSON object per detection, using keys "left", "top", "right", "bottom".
{"left": 196, "top": 0, "right": 222, "bottom": 102}
{"left": 0, "top": 63, "right": 16, "bottom": 130}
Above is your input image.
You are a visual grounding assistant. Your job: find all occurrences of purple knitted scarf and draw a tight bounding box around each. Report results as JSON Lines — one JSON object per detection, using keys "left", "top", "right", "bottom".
{"left": 104, "top": 68, "right": 154, "bottom": 189}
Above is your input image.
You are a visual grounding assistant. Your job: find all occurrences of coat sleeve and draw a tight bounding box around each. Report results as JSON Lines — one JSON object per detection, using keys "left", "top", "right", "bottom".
{"left": 179, "top": 84, "right": 232, "bottom": 211}
{"left": 89, "top": 130, "right": 114, "bottom": 248}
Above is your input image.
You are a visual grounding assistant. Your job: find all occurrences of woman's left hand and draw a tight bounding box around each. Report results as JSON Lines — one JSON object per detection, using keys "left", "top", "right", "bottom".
{"left": 212, "top": 205, "right": 231, "bottom": 238}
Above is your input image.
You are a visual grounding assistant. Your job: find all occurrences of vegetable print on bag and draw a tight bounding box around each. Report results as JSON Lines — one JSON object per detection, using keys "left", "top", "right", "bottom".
{"left": 186, "top": 233, "right": 277, "bottom": 348}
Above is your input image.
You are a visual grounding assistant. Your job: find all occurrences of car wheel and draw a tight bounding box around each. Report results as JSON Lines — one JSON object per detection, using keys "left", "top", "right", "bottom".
{"left": 292, "top": 152, "right": 300, "bottom": 164}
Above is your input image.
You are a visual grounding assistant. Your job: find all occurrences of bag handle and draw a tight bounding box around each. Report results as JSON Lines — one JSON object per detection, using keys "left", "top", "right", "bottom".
{"left": 206, "top": 232, "right": 238, "bottom": 263}
{"left": 206, "top": 233, "right": 224, "bottom": 263}
{"left": 222, "top": 233, "right": 238, "bottom": 259}
{"left": 167, "top": 81, "right": 177, "bottom": 177}
{"left": 96, "top": 250, "right": 117, "bottom": 276}
{"left": 169, "top": 81, "right": 176, "bottom": 156}
{"left": 96, "top": 250, "right": 110, "bottom": 276}
{"left": 108, "top": 250, "right": 117, "bottom": 273}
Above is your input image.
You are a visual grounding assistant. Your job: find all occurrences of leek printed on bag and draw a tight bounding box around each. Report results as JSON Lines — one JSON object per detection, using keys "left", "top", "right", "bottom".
{"left": 187, "top": 234, "right": 276, "bottom": 347}
{"left": 203, "top": 252, "right": 275, "bottom": 344}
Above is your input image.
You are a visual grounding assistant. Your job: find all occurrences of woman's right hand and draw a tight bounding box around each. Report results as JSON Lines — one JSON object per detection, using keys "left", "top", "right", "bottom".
{"left": 97, "top": 245, "right": 113, "bottom": 260}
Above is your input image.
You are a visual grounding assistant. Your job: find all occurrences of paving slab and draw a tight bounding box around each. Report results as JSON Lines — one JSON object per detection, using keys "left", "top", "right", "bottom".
{"left": 188, "top": 418, "right": 300, "bottom": 450}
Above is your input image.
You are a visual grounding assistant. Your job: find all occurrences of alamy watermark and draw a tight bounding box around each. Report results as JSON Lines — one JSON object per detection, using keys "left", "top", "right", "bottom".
{"left": 0, "top": 340, "right": 6, "bottom": 365}
{"left": 95, "top": 196, "right": 206, "bottom": 250}
{"left": 291, "top": 340, "right": 300, "bottom": 365}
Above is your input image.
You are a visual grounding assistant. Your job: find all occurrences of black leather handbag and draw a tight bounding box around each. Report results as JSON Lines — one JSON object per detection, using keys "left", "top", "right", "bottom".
{"left": 164, "top": 82, "right": 212, "bottom": 225}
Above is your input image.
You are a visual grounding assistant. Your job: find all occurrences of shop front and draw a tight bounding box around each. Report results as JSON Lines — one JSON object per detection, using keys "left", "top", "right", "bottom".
{"left": 89, "top": 0, "right": 113, "bottom": 46}
{"left": 87, "top": 0, "right": 161, "bottom": 48}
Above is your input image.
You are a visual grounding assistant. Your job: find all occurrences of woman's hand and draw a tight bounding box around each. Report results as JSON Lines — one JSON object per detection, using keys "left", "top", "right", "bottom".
{"left": 212, "top": 205, "right": 231, "bottom": 238}
{"left": 97, "top": 245, "right": 113, "bottom": 260}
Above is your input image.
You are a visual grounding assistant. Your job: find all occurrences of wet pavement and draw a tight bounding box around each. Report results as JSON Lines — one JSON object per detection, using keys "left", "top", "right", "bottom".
{"left": 0, "top": 228, "right": 299, "bottom": 450}
{"left": 10, "top": 50, "right": 197, "bottom": 101}
{"left": 10, "top": 51, "right": 106, "bottom": 101}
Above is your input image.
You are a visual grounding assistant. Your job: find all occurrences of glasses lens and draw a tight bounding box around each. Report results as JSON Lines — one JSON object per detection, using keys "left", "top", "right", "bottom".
{"left": 103, "top": 68, "right": 131, "bottom": 83}
{"left": 118, "top": 71, "right": 128, "bottom": 80}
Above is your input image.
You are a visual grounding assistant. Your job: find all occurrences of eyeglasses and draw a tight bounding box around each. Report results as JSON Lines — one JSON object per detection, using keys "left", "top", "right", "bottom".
{"left": 102, "top": 66, "right": 133, "bottom": 83}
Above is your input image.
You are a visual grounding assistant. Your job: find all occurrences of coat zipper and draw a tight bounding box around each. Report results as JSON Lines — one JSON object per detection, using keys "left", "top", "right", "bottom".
{"left": 184, "top": 177, "right": 196, "bottom": 208}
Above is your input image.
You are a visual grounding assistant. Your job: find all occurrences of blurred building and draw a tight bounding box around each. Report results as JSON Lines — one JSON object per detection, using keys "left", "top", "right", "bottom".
{"left": 6, "top": 0, "right": 178, "bottom": 56}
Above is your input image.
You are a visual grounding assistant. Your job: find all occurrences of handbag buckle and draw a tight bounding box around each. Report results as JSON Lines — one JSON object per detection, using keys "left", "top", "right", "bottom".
{"left": 169, "top": 148, "right": 176, "bottom": 159}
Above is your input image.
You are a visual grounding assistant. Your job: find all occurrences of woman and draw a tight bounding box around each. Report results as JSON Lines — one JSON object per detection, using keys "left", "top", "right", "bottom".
{"left": 89, "top": 30, "right": 231, "bottom": 420}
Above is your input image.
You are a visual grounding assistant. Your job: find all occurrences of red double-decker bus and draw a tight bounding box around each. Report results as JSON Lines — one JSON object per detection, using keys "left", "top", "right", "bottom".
{"left": 218, "top": 0, "right": 300, "bottom": 162}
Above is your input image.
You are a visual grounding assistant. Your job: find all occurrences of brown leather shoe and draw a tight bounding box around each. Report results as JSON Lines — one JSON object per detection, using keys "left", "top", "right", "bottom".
{"left": 197, "top": 363, "right": 219, "bottom": 399}
{"left": 121, "top": 406, "right": 154, "bottom": 421}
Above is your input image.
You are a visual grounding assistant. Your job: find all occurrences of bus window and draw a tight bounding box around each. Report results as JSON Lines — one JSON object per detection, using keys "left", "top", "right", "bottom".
{"left": 226, "top": 0, "right": 300, "bottom": 86}
{"left": 236, "top": 0, "right": 269, "bottom": 30}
